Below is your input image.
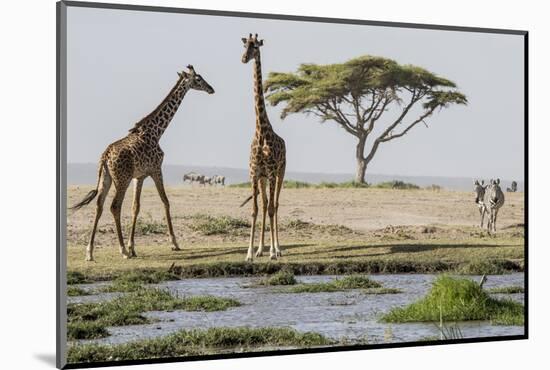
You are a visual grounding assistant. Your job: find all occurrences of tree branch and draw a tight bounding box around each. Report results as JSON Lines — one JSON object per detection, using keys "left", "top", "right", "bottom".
{"left": 317, "top": 103, "right": 360, "bottom": 137}
{"left": 380, "top": 106, "right": 437, "bottom": 142}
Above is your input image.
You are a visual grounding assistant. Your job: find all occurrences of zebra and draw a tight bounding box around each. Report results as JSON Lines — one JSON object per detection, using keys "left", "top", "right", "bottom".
{"left": 183, "top": 172, "right": 205, "bottom": 184}
{"left": 484, "top": 179, "right": 505, "bottom": 233}
{"left": 473, "top": 180, "right": 488, "bottom": 228}
{"left": 506, "top": 181, "right": 518, "bottom": 192}
{"left": 212, "top": 175, "right": 226, "bottom": 186}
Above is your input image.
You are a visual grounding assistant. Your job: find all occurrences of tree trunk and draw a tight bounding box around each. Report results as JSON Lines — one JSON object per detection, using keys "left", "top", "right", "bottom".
{"left": 355, "top": 157, "right": 367, "bottom": 183}
{"left": 355, "top": 135, "right": 368, "bottom": 183}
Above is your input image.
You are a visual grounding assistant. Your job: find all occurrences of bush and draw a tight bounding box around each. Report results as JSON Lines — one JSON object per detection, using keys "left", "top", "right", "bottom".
{"left": 258, "top": 270, "right": 297, "bottom": 286}
{"left": 373, "top": 180, "right": 420, "bottom": 190}
{"left": 288, "top": 275, "right": 381, "bottom": 293}
{"left": 381, "top": 276, "right": 524, "bottom": 325}
{"left": 188, "top": 214, "right": 250, "bottom": 235}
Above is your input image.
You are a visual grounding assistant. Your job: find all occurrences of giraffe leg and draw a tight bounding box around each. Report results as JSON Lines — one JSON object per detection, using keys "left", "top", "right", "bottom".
{"left": 274, "top": 170, "right": 285, "bottom": 257}
{"left": 127, "top": 178, "right": 144, "bottom": 258}
{"left": 110, "top": 181, "right": 130, "bottom": 258}
{"left": 256, "top": 178, "right": 267, "bottom": 258}
{"left": 493, "top": 209, "right": 499, "bottom": 233}
{"left": 86, "top": 169, "right": 112, "bottom": 261}
{"left": 246, "top": 180, "right": 259, "bottom": 261}
{"left": 151, "top": 172, "right": 181, "bottom": 251}
{"left": 268, "top": 177, "right": 277, "bottom": 260}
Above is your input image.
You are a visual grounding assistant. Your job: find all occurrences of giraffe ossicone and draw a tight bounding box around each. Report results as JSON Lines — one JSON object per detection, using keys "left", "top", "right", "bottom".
{"left": 71, "top": 65, "right": 214, "bottom": 261}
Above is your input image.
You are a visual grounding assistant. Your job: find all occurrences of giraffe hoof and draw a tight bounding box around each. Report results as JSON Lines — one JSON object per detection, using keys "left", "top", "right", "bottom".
{"left": 255, "top": 251, "right": 263, "bottom": 258}
{"left": 269, "top": 254, "right": 277, "bottom": 260}
{"left": 245, "top": 256, "right": 253, "bottom": 262}
{"left": 171, "top": 246, "right": 182, "bottom": 252}
{"left": 85, "top": 256, "right": 94, "bottom": 262}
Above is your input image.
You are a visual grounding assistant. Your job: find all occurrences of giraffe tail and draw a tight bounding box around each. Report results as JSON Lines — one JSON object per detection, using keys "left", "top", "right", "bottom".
{"left": 239, "top": 195, "right": 253, "bottom": 207}
{"left": 70, "top": 160, "right": 105, "bottom": 210}
{"left": 70, "top": 189, "right": 98, "bottom": 210}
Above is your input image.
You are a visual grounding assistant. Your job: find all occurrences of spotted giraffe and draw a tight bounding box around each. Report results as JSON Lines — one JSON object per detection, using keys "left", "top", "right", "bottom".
{"left": 240, "top": 34, "right": 287, "bottom": 261}
{"left": 71, "top": 65, "right": 214, "bottom": 261}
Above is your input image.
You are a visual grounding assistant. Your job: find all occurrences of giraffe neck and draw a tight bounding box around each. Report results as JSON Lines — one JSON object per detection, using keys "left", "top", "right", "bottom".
{"left": 134, "top": 78, "right": 190, "bottom": 142}
{"left": 253, "top": 53, "right": 272, "bottom": 135}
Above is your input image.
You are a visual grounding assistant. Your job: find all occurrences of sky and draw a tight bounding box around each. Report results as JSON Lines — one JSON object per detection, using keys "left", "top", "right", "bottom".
{"left": 66, "top": 6, "right": 525, "bottom": 181}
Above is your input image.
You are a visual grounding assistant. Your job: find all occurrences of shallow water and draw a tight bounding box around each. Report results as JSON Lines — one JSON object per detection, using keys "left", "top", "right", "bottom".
{"left": 70, "top": 273, "right": 524, "bottom": 346}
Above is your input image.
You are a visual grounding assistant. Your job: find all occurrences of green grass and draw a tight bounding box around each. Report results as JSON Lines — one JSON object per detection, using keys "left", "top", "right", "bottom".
{"left": 67, "top": 271, "right": 91, "bottom": 285}
{"left": 130, "top": 218, "right": 167, "bottom": 235}
{"left": 229, "top": 180, "right": 373, "bottom": 189}
{"left": 363, "top": 288, "right": 403, "bottom": 295}
{"left": 457, "top": 259, "right": 523, "bottom": 275}
{"left": 99, "top": 270, "right": 179, "bottom": 293}
{"left": 68, "top": 254, "right": 523, "bottom": 281}
{"left": 257, "top": 270, "right": 298, "bottom": 286}
{"left": 188, "top": 214, "right": 250, "bottom": 235}
{"left": 373, "top": 181, "right": 420, "bottom": 190}
{"left": 67, "top": 327, "right": 333, "bottom": 363}
{"left": 487, "top": 285, "right": 524, "bottom": 294}
{"left": 67, "top": 288, "right": 241, "bottom": 340}
{"left": 67, "top": 286, "right": 90, "bottom": 296}
{"left": 67, "top": 322, "right": 109, "bottom": 341}
{"left": 229, "top": 180, "right": 419, "bottom": 190}
{"left": 287, "top": 275, "right": 382, "bottom": 293}
{"left": 381, "top": 276, "right": 524, "bottom": 326}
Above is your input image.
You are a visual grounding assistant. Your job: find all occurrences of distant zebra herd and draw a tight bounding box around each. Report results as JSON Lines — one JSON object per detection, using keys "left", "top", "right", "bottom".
{"left": 473, "top": 179, "right": 506, "bottom": 233}
{"left": 183, "top": 172, "right": 225, "bottom": 186}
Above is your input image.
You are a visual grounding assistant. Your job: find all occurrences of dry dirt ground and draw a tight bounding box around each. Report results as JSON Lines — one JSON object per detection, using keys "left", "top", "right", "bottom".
{"left": 66, "top": 185, "right": 524, "bottom": 274}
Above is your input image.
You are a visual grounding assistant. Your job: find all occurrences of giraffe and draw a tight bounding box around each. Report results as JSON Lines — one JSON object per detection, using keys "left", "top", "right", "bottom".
{"left": 240, "top": 33, "right": 286, "bottom": 261}
{"left": 71, "top": 65, "right": 215, "bottom": 261}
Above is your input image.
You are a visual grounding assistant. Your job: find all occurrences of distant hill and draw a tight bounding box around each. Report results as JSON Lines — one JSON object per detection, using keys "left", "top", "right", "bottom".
{"left": 67, "top": 163, "right": 524, "bottom": 192}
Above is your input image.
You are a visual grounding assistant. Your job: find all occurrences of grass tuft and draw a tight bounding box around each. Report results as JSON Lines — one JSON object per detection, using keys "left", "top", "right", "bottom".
{"left": 288, "top": 275, "right": 381, "bottom": 293}
{"left": 363, "top": 287, "right": 403, "bottom": 295}
{"left": 381, "top": 276, "right": 524, "bottom": 326}
{"left": 67, "top": 286, "right": 90, "bottom": 297}
{"left": 188, "top": 214, "right": 250, "bottom": 235}
{"left": 373, "top": 181, "right": 420, "bottom": 190}
{"left": 67, "top": 288, "right": 240, "bottom": 340}
{"left": 100, "top": 270, "right": 179, "bottom": 293}
{"left": 67, "top": 327, "right": 333, "bottom": 363}
{"left": 130, "top": 218, "right": 167, "bottom": 235}
{"left": 486, "top": 285, "right": 524, "bottom": 294}
{"left": 67, "top": 271, "right": 91, "bottom": 285}
{"left": 258, "top": 270, "right": 297, "bottom": 286}
{"left": 457, "top": 259, "right": 522, "bottom": 275}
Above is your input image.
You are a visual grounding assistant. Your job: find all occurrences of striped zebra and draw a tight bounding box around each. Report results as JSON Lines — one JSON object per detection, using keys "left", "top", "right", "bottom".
{"left": 473, "top": 180, "right": 488, "bottom": 228}
{"left": 483, "top": 179, "right": 505, "bottom": 233}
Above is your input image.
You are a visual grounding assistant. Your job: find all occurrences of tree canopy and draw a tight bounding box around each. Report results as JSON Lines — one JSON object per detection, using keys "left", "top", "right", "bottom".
{"left": 264, "top": 55, "right": 467, "bottom": 182}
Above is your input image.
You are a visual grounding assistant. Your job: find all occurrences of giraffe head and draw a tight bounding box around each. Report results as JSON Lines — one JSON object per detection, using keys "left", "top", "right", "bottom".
{"left": 178, "top": 65, "right": 215, "bottom": 94}
{"left": 241, "top": 33, "right": 264, "bottom": 63}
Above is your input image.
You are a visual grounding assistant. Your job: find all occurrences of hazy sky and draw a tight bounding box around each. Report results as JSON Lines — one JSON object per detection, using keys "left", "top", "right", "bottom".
{"left": 67, "top": 7, "right": 524, "bottom": 180}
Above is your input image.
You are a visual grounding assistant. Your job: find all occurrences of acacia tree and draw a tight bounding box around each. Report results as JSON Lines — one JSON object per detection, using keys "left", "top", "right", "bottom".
{"left": 264, "top": 55, "right": 467, "bottom": 183}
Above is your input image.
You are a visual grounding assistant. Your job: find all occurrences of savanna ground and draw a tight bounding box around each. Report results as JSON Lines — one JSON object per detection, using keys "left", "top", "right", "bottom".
{"left": 65, "top": 185, "right": 525, "bottom": 363}
{"left": 66, "top": 185, "right": 524, "bottom": 278}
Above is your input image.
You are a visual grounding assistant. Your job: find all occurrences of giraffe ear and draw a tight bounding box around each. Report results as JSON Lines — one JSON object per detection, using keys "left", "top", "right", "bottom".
{"left": 241, "top": 38, "right": 248, "bottom": 44}
{"left": 259, "top": 39, "right": 264, "bottom": 46}
{"left": 178, "top": 71, "right": 188, "bottom": 78}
